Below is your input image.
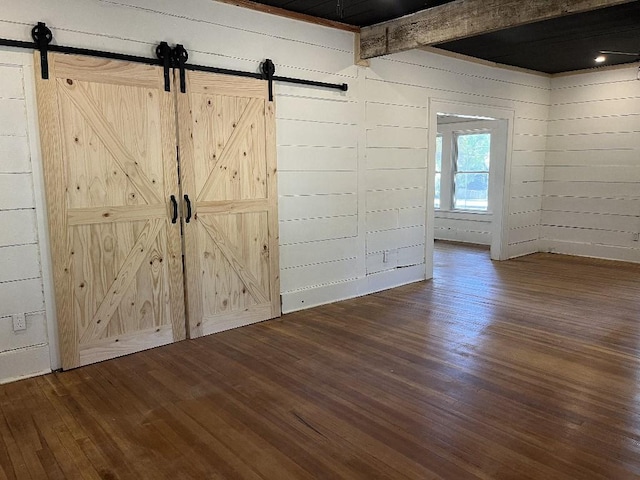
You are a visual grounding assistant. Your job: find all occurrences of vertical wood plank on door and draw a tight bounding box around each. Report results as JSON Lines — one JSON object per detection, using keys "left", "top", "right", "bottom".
{"left": 160, "top": 78, "right": 186, "bottom": 342}
{"left": 34, "top": 53, "right": 78, "bottom": 368}
{"left": 265, "top": 101, "right": 281, "bottom": 317}
{"left": 175, "top": 73, "right": 204, "bottom": 339}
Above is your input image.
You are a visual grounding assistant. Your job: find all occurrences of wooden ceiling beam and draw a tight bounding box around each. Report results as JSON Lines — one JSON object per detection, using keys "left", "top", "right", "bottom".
{"left": 360, "top": 0, "right": 638, "bottom": 59}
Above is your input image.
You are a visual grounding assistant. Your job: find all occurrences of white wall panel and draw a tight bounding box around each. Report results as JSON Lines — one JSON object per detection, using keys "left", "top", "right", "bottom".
{"left": 0, "top": 210, "right": 37, "bottom": 246}
{"left": 513, "top": 133, "right": 546, "bottom": 151}
{"left": 0, "top": 99, "right": 27, "bottom": 136}
{"left": 543, "top": 181, "right": 640, "bottom": 198}
{"left": 0, "top": 174, "right": 34, "bottom": 209}
{"left": 0, "top": 66, "right": 25, "bottom": 99}
{"left": 510, "top": 196, "right": 543, "bottom": 214}
{"left": 548, "top": 114, "right": 640, "bottom": 135}
{"left": 277, "top": 119, "right": 358, "bottom": 147}
{"left": 280, "top": 237, "right": 359, "bottom": 269}
{"left": 399, "top": 207, "right": 426, "bottom": 228}
{"left": 391, "top": 49, "right": 551, "bottom": 89}
{"left": 367, "top": 225, "right": 425, "bottom": 253}
{"left": 366, "top": 249, "right": 399, "bottom": 275}
{"left": 369, "top": 245, "right": 427, "bottom": 274}
{"left": 547, "top": 132, "right": 640, "bottom": 151}
{"left": 514, "top": 118, "right": 547, "bottom": 136}
{"left": 541, "top": 225, "right": 638, "bottom": 248}
{"left": 550, "top": 97, "right": 640, "bottom": 120}
{"left": 511, "top": 165, "right": 545, "bottom": 183}
{"left": 509, "top": 211, "right": 542, "bottom": 229}
{"left": 545, "top": 149, "right": 639, "bottom": 167}
{"left": 512, "top": 181, "right": 544, "bottom": 197}
{"left": 543, "top": 196, "right": 640, "bottom": 216}
{"left": 278, "top": 171, "right": 357, "bottom": 195}
{"left": 277, "top": 146, "right": 357, "bottom": 172}
{"left": 398, "top": 244, "right": 425, "bottom": 266}
{"left": 0, "top": 312, "right": 47, "bottom": 353}
{"left": 276, "top": 96, "right": 359, "bottom": 124}
{"left": 279, "top": 193, "right": 357, "bottom": 220}
{"left": 434, "top": 214, "right": 492, "bottom": 246}
{"left": 435, "top": 228, "right": 491, "bottom": 245}
{"left": 116, "top": 0, "right": 355, "bottom": 51}
{"left": 0, "top": 136, "right": 31, "bottom": 173}
{"left": 0, "top": 278, "right": 44, "bottom": 317}
{"left": 509, "top": 226, "right": 541, "bottom": 245}
{"left": 366, "top": 188, "right": 426, "bottom": 211}
{"left": 551, "top": 80, "right": 640, "bottom": 104}
{"left": 280, "top": 216, "right": 358, "bottom": 245}
{"left": 542, "top": 210, "right": 636, "bottom": 232}
{"left": 366, "top": 148, "right": 427, "bottom": 170}
{"left": 365, "top": 169, "right": 427, "bottom": 190}
{"left": 0, "top": 245, "right": 41, "bottom": 283}
{"left": 365, "top": 79, "right": 427, "bottom": 106}
{"left": 366, "top": 103, "right": 427, "bottom": 128}
{"left": 544, "top": 166, "right": 640, "bottom": 183}
{"left": 511, "top": 151, "right": 547, "bottom": 167}
{"left": 367, "top": 127, "right": 428, "bottom": 149}
{"left": 366, "top": 210, "right": 400, "bottom": 232}
{"left": 367, "top": 53, "right": 549, "bottom": 105}
{"left": 281, "top": 258, "right": 359, "bottom": 292}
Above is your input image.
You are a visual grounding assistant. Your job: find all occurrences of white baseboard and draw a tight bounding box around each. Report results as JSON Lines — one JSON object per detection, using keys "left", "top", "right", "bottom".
{"left": 506, "top": 239, "right": 539, "bottom": 259}
{"left": 539, "top": 240, "right": 640, "bottom": 264}
{"left": 282, "top": 263, "right": 426, "bottom": 314}
{"left": 0, "top": 344, "right": 51, "bottom": 385}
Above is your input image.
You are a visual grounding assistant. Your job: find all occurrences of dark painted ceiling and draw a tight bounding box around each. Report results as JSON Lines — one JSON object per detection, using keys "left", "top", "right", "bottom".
{"left": 251, "top": 0, "right": 640, "bottom": 73}
{"left": 437, "top": 3, "right": 640, "bottom": 74}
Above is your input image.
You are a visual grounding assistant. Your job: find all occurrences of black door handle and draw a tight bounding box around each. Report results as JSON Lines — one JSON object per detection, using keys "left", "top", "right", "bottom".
{"left": 184, "top": 194, "right": 192, "bottom": 223}
{"left": 170, "top": 195, "right": 178, "bottom": 224}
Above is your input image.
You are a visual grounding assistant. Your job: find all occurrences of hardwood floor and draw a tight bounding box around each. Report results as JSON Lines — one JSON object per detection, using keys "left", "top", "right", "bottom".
{"left": 1, "top": 242, "right": 640, "bottom": 479}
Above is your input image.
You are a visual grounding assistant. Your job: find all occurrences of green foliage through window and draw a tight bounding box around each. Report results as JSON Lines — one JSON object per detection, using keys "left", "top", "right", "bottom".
{"left": 454, "top": 133, "right": 490, "bottom": 211}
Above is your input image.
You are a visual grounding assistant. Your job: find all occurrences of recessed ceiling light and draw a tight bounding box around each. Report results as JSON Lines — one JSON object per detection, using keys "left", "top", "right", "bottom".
{"left": 595, "top": 55, "right": 606, "bottom": 63}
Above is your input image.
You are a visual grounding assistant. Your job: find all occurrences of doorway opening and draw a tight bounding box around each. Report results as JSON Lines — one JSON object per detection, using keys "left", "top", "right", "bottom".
{"left": 426, "top": 100, "right": 514, "bottom": 279}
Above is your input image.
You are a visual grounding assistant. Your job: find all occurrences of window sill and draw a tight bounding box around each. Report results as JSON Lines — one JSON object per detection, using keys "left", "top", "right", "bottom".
{"left": 434, "top": 209, "right": 493, "bottom": 222}
{"left": 435, "top": 209, "right": 492, "bottom": 216}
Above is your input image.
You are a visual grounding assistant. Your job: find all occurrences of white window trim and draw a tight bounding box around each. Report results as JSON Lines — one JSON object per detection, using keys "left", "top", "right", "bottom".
{"left": 452, "top": 129, "right": 491, "bottom": 212}
{"left": 436, "top": 121, "right": 496, "bottom": 214}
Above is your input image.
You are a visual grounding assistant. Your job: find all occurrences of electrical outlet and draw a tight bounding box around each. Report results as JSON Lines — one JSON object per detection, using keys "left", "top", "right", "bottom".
{"left": 633, "top": 232, "right": 639, "bottom": 242}
{"left": 12, "top": 313, "right": 26, "bottom": 332}
{"left": 383, "top": 250, "right": 389, "bottom": 263}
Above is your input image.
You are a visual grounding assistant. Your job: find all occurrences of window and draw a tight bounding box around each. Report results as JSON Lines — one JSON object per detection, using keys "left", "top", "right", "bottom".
{"left": 434, "top": 135, "right": 442, "bottom": 209}
{"left": 453, "top": 132, "right": 490, "bottom": 211}
{"left": 434, "top": 128, "right": 491, "bottom": 212}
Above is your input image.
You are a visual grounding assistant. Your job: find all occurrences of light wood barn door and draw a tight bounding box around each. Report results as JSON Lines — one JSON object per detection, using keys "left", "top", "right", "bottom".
{"left": 35, "top": 53, "right": 186, "bottom": 369}
{"left": 177, "top": 72, "right": 281, "bottom": 338}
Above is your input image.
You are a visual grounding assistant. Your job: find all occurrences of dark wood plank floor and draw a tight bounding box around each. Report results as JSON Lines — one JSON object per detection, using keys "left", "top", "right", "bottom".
{"left": 2, "top": 241, "right": 640, "bottom": 479}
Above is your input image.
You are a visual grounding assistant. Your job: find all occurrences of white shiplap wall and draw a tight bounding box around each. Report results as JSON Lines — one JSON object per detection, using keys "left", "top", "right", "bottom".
{"left": 365, "top": 50, "right": 550, "bottom": 263}
{"left": 0, "top": 51, "right": 52, "bottom": 383}
{"left": 542, "top": 65, "right": 640, "bottom": 263}
{"left": 0, "top": 0, "right": 554, "bottom": 382}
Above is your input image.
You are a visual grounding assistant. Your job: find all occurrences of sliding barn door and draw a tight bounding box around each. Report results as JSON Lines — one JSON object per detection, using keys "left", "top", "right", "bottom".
{"left": 176, "top": 72, "right": 281, "bottom": 338}
{"left": 35, "top": 53, "right": 186, "bottom": 369}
